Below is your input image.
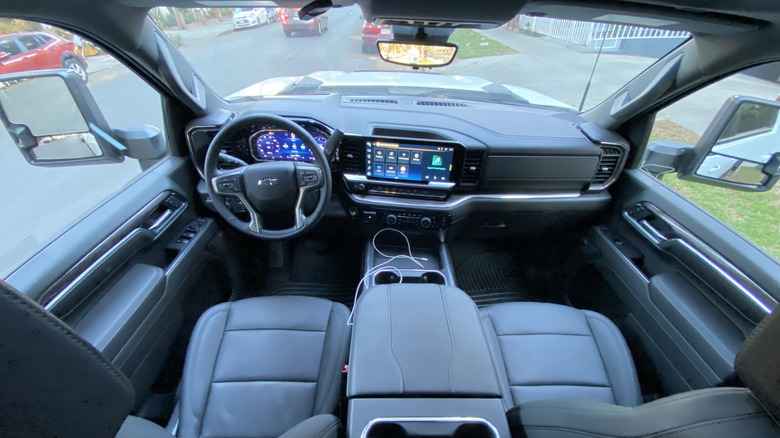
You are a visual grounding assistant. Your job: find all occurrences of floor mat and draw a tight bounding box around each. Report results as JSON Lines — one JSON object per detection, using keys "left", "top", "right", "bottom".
{"left": 256, "top": 239, "right": 360, "bottom": 307}
{"left": 455, "top": 253, "right": 553, "bottom": 306}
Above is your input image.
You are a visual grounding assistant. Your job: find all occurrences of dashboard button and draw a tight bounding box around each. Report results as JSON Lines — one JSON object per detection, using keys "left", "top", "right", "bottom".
{"left": 385, "top": 214, "right": 398, "bottom": 225}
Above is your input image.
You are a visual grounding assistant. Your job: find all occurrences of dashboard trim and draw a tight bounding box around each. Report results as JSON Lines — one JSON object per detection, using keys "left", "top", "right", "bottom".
{"left": 344, "top": 173, "right": 456, "bottom": 189}
{"left": 346, "top": 191, "right": 584, "bottom": 210}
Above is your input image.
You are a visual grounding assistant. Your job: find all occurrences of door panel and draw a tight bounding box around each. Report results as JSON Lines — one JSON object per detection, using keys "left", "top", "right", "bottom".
{"left": 590, "top": 169, "right": 778, "bottom": 394}
{"left": 5, "top": 156, "right": 219, "bottom": 405}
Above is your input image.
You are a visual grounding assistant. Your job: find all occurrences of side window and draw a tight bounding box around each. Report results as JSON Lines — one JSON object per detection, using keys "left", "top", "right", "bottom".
{"left": 0, "top": 21, "right": 167, "bottom": 277}
{"left": 34, "top": 34, "right": 53, "bottom": 46}
{"left": 645, "top": 61, "right": 780, "bottom": 260}
{"left": 16, "top": 34, "right": 42, "bottom": 51}
{"left": 0, "top": 38, "right": 22, "bottom": 56}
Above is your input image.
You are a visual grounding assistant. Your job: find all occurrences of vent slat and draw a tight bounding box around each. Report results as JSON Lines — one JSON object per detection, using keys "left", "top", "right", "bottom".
{"left": 460, "top": 150, "right": 484, "bottom": 184}
{"left": 417, "top": 101, "right": 469, "bottom": 108}
{"left": 591, "top": 145, "right": 624, "bottom": 185}
{"left": 342, "top": 97, "right": 399, "bottom": 105}
{"left": 340, "top": 142, "right": 364, "bottom": 174}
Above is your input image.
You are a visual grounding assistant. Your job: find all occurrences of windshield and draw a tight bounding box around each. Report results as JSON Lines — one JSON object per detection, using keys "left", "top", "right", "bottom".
{"left": 149, "top": 6, "right": 689, "bottom": 111}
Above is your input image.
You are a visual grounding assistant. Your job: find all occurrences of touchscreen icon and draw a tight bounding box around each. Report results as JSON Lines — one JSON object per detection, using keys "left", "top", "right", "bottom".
{"left": 374, "top": 149, "right": 385, "bottom": 161}
{"left": 374, "top": 163, "right": 384, "bottom": 176}
{"left": 385, "top": 164, "right": 396, "bottom": 176}
{"left": 399, "top": 165, "right": 409, "bottom": 177}
{"left": 386, "top": 150, "right": 397, "bottom": 163}
{"left": 432, "top": 154, "right": 443, "bottom": 166}
{"left": 398, "top": 150, "right": 410, "bottom": 163}
{"left": 411, "top": 152, "right": 422, "bottom": 165}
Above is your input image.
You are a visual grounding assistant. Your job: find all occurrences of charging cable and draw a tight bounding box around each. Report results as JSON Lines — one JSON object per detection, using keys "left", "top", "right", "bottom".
{"left": 347, "top": 228, "right": 426, "bottom": 325}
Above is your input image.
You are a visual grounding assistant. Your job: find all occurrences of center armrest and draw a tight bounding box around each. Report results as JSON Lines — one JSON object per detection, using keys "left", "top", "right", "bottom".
{"left": 347, "top": 284, "right": 502, "bottom": 398}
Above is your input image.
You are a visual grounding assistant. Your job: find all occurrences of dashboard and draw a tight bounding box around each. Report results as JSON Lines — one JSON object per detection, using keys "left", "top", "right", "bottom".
{"left": 186, "top": 96, "right": 629, "bottom": 233}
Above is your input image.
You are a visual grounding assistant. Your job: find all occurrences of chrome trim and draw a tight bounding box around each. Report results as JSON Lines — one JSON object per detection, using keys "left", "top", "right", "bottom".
{"left": 361, "top": 417, "right": 500, "bottom": 438}
{"left": 44, "top": 229, "right": 149, "bottom": 312}
{"left": 587, "top": 139, "right": 629, "bottom": 191}
{"left": 623, "top": 202, "right": 776, "bottom": 313}
{"left": 344, "top": 173, "right": 456, "bottom": 189}
{"left": 348, "top": 191, "right": 582, "bottom": 210}
{"left": 43, "top": 192, "right": 187, "bottom": 312}
{"left": 370, "top": 269, "right": 447, "bottom": 287}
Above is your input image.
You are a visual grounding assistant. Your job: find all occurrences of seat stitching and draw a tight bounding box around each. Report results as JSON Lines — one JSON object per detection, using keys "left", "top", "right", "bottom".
{"left": 510, "top": 383, "right": 612, "bottom": 388}
{"left": 198, "top": 302, "right": 232, "bottom": 437}
{"left": 522, "top": 412, "right": 767, "bottom": 438}
{"left": 585, "top": 314, "right": 617, "bottom": 405}
{"left": 439, "top": 285, "right": 456, "bottom": 394}
{"left": 313, "top": 302, "right": 346, "bottom": 415}
{"left": 587, "top": 314, "right": 639, "bottom": 406}
{"left": 0, "top": 286, "right": 134, "bottom": 394}
{"left": 497, "top": 332, "right": 591, "bottom": 337}
{"left": 484, "top": 308, "right": 514, "bottom": 409}
{"left": 224, "top": 327, "right": 326, "bottom": 333}
{"left": 386, "top": 285, "right": 404, "bottom": 393}
{"left": 211, "top": 379, "right": 318, "bottom": 384}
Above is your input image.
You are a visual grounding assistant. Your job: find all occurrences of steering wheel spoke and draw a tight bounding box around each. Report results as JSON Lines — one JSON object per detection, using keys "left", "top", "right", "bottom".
{"left": 211, "top": 167, "right": 245, "bottom": 196}
{"left": 295, "top": 163, "right": 324, "bottom": 190}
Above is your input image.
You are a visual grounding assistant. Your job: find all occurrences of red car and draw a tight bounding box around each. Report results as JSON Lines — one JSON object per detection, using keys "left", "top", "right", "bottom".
{"left": 0, "top": 32, "right": 88, "bottom": 82}
{"left": 279, "top": 8, "right": 329, "bottom": 37}
{"left": 362, "top": 22, "right": 393, "bottom": 53}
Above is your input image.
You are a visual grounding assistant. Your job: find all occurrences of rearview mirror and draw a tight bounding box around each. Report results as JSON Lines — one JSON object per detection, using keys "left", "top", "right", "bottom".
{"left": 377, "top": 40, "right": 458, "bottom": 68}
{"left": 0, "top": 69, "right": 166, "bottom": 167}
{"left": 678, "top": 96, "right": 780, "bottom": 191}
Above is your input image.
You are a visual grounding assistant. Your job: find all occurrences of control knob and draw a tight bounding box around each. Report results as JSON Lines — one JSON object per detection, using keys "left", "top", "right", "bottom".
{"left": 419, "top": 217, "right": 433, "bottom": 229}
{"left": 385, "top": 214, "right": 398, "bottom": 225}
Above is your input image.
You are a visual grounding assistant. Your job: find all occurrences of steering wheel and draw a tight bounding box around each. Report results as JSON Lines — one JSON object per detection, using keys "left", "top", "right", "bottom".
{"left": 204, "top": 113, "right": 332, "bottom": 239}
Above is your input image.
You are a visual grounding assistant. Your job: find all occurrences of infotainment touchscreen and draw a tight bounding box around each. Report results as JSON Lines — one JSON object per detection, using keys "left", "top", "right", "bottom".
{"left": 365, "top": 140, "right": 456, "bottom": 182}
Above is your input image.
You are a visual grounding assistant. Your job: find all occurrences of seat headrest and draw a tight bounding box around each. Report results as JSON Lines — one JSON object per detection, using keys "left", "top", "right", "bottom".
{"left": 736, "top": 309, "right": 780, "bottom": 421}
{"left": 0, "top": 280, "right": 134, "bottom": 438}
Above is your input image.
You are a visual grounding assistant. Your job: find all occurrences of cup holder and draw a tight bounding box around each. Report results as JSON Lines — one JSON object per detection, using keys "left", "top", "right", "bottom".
{"left": 374, "top": 270, "right": 446, "bottom": 285}
{"left": 364, "top": 418, "right": 498, "bottom": 438}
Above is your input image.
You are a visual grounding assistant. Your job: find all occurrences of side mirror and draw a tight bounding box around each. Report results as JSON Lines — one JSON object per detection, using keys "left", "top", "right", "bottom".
{"left": 0, "top": 69, "right": 166, "bottom": 166}
{"left": 377, "top": 40, "right": 458, "bottom": 69}
{"left": 678, "top": 96, "right": 780, "bottom": 191}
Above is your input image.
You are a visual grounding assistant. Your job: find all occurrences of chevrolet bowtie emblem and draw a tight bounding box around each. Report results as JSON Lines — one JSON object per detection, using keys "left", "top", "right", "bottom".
{"left": 259, "top": 177, "right": 278, "bottom": 186}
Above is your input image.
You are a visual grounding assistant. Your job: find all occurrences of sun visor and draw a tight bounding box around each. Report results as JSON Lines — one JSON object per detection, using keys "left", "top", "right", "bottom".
{"left": 358, "top": 0, "right": 529, "bottom": 29}
{"left": 521, "top": 2, "right": 760, "bottom": 34}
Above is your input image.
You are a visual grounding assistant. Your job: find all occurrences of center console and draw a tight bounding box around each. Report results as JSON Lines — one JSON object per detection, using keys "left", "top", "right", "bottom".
{"left": 346, "top": 283, "right": 510, "bottom": 437}
{"left": 341, "top": 135, "right": 465, "bottom": 231}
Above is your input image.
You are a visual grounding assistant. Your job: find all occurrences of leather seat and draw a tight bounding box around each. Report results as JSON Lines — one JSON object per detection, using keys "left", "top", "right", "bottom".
{"left": 178, "top": 296, "right": 351, "bottom": 438}
{"left": 480, "top": 302, "right": 642, "bottom": 410}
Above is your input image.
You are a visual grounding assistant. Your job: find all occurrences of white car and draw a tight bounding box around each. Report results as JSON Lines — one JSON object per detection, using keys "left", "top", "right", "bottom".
{"left": 232, "top": 7, "right": 268, "bottom": 29}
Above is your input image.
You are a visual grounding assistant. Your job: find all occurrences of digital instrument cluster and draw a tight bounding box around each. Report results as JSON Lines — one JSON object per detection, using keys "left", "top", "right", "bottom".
{"left": 252, "top": 130, "right": 328, "bottom": 162}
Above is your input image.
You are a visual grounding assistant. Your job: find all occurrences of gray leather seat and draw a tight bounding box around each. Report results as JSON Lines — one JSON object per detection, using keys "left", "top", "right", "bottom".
{"left": 480, "top": 302, "right": 642, "bottom": 410}
{"left": 507, "top": 306, "right": 780, "bottom": 437}
{"left": 178, "top": 296, "right": 351, "bottom": 438}
{"left": 0, "top": 277, "right": 349, "bottom": 438}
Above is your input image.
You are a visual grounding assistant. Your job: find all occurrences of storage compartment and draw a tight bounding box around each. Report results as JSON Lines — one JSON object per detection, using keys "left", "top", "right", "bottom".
{"left": 373, "top": 270, "right": 446, "bottom": 285}
{"left": 365, "top": 418, "right": 498, "bottom": 438}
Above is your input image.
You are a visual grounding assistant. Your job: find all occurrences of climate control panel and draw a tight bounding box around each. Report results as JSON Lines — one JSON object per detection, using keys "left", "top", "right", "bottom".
{"left": 349, "top": 206, "right": 451, "bottom": 231}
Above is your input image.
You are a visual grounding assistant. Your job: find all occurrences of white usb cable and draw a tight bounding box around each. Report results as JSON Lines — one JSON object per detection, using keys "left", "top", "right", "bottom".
{"left": 347, "top": 228, "right": 427, "bottom": 325}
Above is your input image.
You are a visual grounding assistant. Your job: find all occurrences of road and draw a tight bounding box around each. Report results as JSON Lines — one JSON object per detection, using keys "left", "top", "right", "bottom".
{"left": 1, "top": 5, "right": 778, "bottom": 275}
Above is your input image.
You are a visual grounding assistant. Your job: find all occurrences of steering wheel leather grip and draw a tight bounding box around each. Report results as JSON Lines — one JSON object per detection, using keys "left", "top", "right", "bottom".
{"left": 204, "top": 112, "right": 332, "bottom": 239}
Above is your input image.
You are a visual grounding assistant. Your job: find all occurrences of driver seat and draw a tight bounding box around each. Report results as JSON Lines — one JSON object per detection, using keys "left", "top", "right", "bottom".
{"left": 177, "top": 295, "right": 351, "bottom": 438}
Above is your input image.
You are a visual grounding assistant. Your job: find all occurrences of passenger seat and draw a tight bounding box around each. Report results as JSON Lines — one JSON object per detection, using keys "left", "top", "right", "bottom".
{"left": 480, "top": 302, "right": 642, "bottom": 410}
{"left": 480, "top": 301, "right": 780, "bottom": 437}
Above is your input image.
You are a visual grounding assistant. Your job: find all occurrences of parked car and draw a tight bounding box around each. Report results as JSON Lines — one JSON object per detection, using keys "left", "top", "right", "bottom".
{"left": 0, "top": 31, "right": 87, "bottom": 82}
{"left": 361, "top": 21, "right": 392, "bottom": 53}
{"left": 279, "top": 8, "right": 329, "bottom": 36}
{"left": 232, "top": 7, "right": 268, "bottom": 29}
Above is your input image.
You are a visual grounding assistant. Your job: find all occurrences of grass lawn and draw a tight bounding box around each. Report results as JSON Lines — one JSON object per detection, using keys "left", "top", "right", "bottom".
{"left": 649, "top": 120, "right": 780, "bottom": 259}
{"left": 449, "top": 29, "right": 518, "bottom": 59}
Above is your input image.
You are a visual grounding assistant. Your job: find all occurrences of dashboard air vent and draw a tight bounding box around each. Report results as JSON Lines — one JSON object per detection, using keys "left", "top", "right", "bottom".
{"left": 592, "top": 146, "right": 623, "bottom": 185}
{"left": 460, "top": 150, "right": 484, "bottom": 185}
{"left": 417, "top": 101, "right": 469, "bottom": 108}
{"left": 340, "top": 141, "right": 364, "bottom": 174}
{"left": 342, "top": 97, "right": 399, "bottom": 105}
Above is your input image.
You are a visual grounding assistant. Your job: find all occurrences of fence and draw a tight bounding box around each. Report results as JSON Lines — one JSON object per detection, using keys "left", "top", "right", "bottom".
{"left": 512, "top": 16, "right": 690, "bottom": 51}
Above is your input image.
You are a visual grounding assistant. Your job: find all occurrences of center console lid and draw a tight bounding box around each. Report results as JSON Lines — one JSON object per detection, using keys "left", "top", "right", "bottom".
{"left": 348, "top": 284, "right": 501, "bottom": 398}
